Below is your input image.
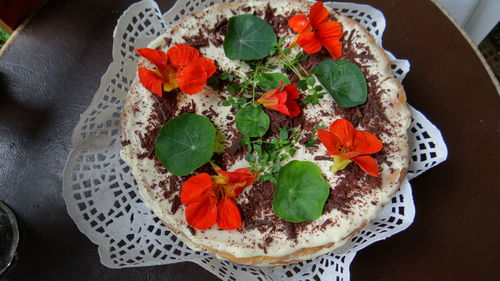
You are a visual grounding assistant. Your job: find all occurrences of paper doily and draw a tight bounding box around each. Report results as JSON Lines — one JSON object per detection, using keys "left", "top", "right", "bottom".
{"left": 62, "top": 1, "right": 448, "bottom": 280}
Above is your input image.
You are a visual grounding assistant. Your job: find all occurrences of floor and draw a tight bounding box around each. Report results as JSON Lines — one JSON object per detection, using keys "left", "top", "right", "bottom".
{"left": 479, "top": 23, "right": 500, "bottom": 81}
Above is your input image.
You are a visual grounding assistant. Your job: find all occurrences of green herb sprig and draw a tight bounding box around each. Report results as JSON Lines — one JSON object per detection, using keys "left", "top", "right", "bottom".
{"left": 240, "top": 127, "right": 300, "bottom": 184}
{"left": 299, "top": 76, "right": 325, "bottom": 105}
{"left": 305, "top": 125, "right": 326, "bottom": 147}
{"left": 271, "top": 42, "right": 329, "bottom": 106}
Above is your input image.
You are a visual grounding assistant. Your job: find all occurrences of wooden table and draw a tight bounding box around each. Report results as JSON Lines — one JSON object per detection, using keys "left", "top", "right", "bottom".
{"left": 0, "top": 0, "right": 498, "bottom": 280}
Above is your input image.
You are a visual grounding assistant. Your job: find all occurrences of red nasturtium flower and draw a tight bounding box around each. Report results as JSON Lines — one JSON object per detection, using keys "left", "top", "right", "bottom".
{"left": 288, "top": 1, "right": 343, "bottom": 59}
{"left": 257, "top": 81, "right": 301, "bottom": 117}
{"left": 318, "top": 119, "right": 382, "bottom": 177}
{"left": 180, "top": 167, "right": 256, "bottom": 230}
{"left": 135, "top": 44, "right": 216, "bottom": 96}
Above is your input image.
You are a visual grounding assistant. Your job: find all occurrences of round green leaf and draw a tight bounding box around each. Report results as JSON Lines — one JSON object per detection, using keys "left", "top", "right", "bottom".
{"left": 258, "top": 72, "right": 291, "bottom": 91}
{"left": 273, "top": 161, "right": 330, "bottom": 223}
{"left": 235, "top": 106, "right": 270, "bottom": 137}
{"left": 223, "top": 14, "right": 277, "bottom": 60}
{"left": 312, "top": 59, "right": 367, "bottom": 108}
{"left": 155, "top": 114, "right": 215, "bottom": 176}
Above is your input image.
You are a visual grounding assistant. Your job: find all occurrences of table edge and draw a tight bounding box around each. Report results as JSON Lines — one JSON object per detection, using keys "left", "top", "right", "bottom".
{"left": 429, "top": 0, "right": 500, "bottom": 93}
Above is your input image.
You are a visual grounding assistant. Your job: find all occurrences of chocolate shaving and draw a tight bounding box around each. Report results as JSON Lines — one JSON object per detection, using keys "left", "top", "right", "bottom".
{"left": 137, "top": 91, "right": 179, "bottom": 160}
{"left": 178, "top": 100, "right": 197, "bottom": 115}
{"left": 283, "top": 222, "right": 297, "bottom": 240}
{"left": 209, "top": 16, "right": 228, "bottom": 47}
{"left": 324, "top": 163, "right": 382, "bottom": 214}
{"left": 194, "top": 161, "right": 217, "bottom": 175}
{"left": 314, "top": 156, "right": 331, "bottom": 161}
{"left": 264, "top": 236, "right": 273, "bottom": 246}
{"left": 217, "top": 123, "right": 247, "bottom": 168}
{"left": 212, "top": 17, "right": 228, "bottom": 35}
{"left": 257, "top": 243, "right": 268, "bottom": 254}
{"left": 320, "top": 219, "right": 333, "bottom": 230}
{"left": 164, "top": 37, "right": 172, "bottom": 47}
{"left": 183, "top": 34, "right": 209, "bottom": 48}
{"left": 299, "top": 49, "right": 330, "bottom": 73}
{"left": 210, "top": 37, "right": 224, "bottom": 48}
{"left": 258, "top": 236, "right": 275, "bottom": 254}
{"left": 137, "top": 130, "right": 156, "bottom": 159}
{"left": 163, "top": 176, "right": 182, "bottom": 199}
{"left": 154, "top": 159, "right": 168, "bottom": 174}
{"left": 252, "top": 8, "right": 263, "bottom": 17}
{"left": 159, "top": 180, "right": 169, "bottom": 198}
{"left": 263, "top": 108, "right": 293, "bottom": 138}
{"left": 246, "top": 219, "right": 273, "bottom": 229}
{"left": 201, "top": 107, "right": 217, "bottom": 120}
{"left": 170, "top": 195, "right": 181, "bottom": 215}
{"left": 152, "top": 94, "right": 167, "bottom": 123}
{"left": 264, "top": 3, "right": 288, "bottom": 35}
{"left": 187, "top": 226, "right": 196, "bottom": 236}
{"left": 345, "top": 29, "right": 355, "bottom": 47}
{"left": 240, "top": 181, "right": 276, "bottom": 231}
{"left": 228, "top": 133, "right": 243, "bottom": 155}
{"left": 264, "top": 3, "right": 274, "bottom": 22}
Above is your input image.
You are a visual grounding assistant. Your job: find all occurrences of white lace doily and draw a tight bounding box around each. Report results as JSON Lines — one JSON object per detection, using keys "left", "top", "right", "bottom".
{"left": 62, "top": 1, "right": 448, "bottom": 280}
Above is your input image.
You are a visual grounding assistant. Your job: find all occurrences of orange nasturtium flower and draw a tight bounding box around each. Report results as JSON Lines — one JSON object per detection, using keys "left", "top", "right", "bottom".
{"left": 318, "top": 119, "right": 382, "bottom": 177}
{"left": 257, "top": 81, "right": 301, "bottom": 117}
{"left": 180, "top": 166, "right": 256, "bottom": 230}
{"left": 135, "top": 44, "right": 216, "bottom": 96}
{"left": 288, "top": 1, "right": 343, "bottom": 59}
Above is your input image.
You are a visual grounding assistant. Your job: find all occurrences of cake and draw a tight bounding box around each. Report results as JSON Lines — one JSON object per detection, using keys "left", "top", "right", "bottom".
{"left": 120, "top": 0, "right": 411, "bottom": 266}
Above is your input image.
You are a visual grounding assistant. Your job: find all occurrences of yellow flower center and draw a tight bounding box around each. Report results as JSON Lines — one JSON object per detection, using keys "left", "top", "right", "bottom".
{"left": 331, "top": 155, "right": 352, "bottom": 173}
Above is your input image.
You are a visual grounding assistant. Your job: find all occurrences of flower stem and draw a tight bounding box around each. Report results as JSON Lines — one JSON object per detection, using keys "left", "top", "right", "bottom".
{"left": 251, "top": 64, "right": 260, "bottom": 103}
{"left": 297, "top": 63, "right": 309, "bottom": 76}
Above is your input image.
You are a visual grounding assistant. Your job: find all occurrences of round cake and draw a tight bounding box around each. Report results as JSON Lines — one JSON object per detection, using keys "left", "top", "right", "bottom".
{"left": 120, "top": 0, "right": 411, "bottom": 266}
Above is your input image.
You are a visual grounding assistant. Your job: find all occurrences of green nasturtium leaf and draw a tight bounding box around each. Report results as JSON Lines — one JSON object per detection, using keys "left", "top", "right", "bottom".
{"left": 155, "top": 114, "right": 215, "bottom": 176}
{"left": 223, "top": 14, "right": 277, "bottom": 60}
{"left": 273, "top": 161, "right": 330, "bottom": 223}
{"left": 312, "top": 59, "right": 367, "bottom": 108}
{"left": 235, "top": 106, "right": 270, "bottom": 137}
{"left": 258, "top": 72, "right": 291, "bottom": 91}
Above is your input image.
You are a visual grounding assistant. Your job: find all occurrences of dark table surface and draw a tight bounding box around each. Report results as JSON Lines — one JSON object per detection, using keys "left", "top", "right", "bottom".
{"left": 1, "top": 0, "right": 499, "bottom": 280}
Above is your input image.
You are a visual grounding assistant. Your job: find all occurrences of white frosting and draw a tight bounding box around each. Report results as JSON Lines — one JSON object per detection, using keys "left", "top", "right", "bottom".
{"left": 120, "top": 0, "right": 411, "bottom": 265}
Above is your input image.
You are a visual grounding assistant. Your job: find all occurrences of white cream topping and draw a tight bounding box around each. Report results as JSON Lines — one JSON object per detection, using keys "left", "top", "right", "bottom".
{"left": 120, "top": 0, "right": 411, "bottom": 265}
